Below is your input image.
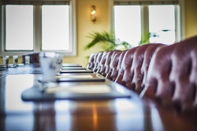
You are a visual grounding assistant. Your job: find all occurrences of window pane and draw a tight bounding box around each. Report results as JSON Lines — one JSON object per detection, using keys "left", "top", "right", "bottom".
{"left": 149, "top": 5, "right": 175, "bottom": 44}
{"left": 114, "top": 6, "right": 141, "bottom": 47}
{"left": 6, "top": 5, "right": 33, "bottom": 50}
{"left": 42, "top": 5, "right": 69, "bottom": 50}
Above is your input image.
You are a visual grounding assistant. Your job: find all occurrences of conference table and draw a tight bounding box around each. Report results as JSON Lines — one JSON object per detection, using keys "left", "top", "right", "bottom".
{"left": 0, "top": 64, "right": 197, "bottom": 131}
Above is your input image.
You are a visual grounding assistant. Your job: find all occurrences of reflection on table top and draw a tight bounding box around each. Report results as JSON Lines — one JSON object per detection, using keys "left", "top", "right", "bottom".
{"left": 1, "top": 74, "right": 197, "bottom": 131}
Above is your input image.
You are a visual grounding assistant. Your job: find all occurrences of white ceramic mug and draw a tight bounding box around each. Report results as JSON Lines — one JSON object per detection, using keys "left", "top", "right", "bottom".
{"left": 39, "top": 52, "right": 58, "bottom": 82}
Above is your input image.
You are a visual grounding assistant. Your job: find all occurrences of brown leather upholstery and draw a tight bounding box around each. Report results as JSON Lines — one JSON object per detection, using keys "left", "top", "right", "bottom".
{"left": 103, "top": 50, "right": 122, "bottom": 77}
{"left": 105, "top": 51, "right": 123, "bottom": 80}
{"left": 99, "top": 51, "right": 112, "bottom": 76}
{"left": 115, "top": 47, "right": 137, "bottom": 88}
{"left": 88, "top": 36, "right": 197, "bottom": 119}
{"left": 91, "top": 52, "right": 100, "bottom": 70}
{"left": 140, "top": 36, "right": 197, "bottom": 114}
{"left": 110, "top": 50, "right": 127, "bottom": 81}
{"left": 87, "top": 53, "right": 96, "bottom": 70}
{"left": 92, "top": 52, "right": 102, "bottom": 72}
{"left": 125, "top": 44, "right": 150, "bottom": 93}
{"left": 141, "top": 44, "right": 167, "bottom": 92}
{"left": 96, "top": 51, "right": 108, "bottom": 74}
{"left": 89, "top": 44, "right": 165, "bottom": 95}
{"left": 115, "top": 44, "right": 165, "bottom": 94}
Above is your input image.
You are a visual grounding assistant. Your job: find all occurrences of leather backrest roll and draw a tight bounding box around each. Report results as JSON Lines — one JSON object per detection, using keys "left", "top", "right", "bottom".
{"left": 140, "top": 36, "right": 197, "bottom": 113}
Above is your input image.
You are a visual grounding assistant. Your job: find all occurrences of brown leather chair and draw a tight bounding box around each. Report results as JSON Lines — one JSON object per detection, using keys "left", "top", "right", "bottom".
{"left": 99, "top": 51, "right": 111, "bottom": 76}
{"left": 102, "top": 50, "right": 122, "bottom": 77}
{"left": 87, "top": 53, "right": 96, "bottom": 70}
{"left": 140, "top": 36, "right": 197, "bottom": 115}
{"left": 130, "top": 44, "right": 152, "bottom": 93}
{"left": 115, "top": 46, "right": 138, "bottom": 89}
{"left": 105, "top": 51, "right": 123, "bottom": 80}
{"left": 115, "top": 44, "right": 166, "bottom": 94}
{"left": 141, "top": 44, "right": 167, "bottom": 92}
{"left": 106, "top": 50, "right": 127, "bottom": 81}
{"left": 115, "top": 44, "right": 151, "bottom": 93}
{"left": 110, "top": 50, "right": 127, "bottom": 81}
{"left": 90, "top": 52, "right": 99, "bottom": 72}
{"left": 96, "top": 51, "right": 108, "bottom": 74}
{"left": 92, "top": 52, "right": 103, "bottom": 72}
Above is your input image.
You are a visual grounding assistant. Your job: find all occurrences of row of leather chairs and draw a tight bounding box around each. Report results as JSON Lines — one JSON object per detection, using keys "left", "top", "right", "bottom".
{"left": 87, "top": 43, "right": 166, "bottom": 94}
{"left": 87, "top": 35, "right": 197, "bottom": 117}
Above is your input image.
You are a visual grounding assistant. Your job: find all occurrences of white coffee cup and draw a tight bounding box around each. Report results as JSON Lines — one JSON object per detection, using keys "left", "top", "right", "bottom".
{"left": 39, "top": 52, "right": 58, "bottom": 82}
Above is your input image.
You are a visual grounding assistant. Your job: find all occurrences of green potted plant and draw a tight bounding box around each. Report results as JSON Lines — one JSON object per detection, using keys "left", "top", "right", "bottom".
{"left": 84, "top": 31, "right": 131, "bottom": 51}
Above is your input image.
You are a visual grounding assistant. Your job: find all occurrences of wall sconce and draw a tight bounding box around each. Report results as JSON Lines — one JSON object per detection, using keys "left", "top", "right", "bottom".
{"left": 90, "top": 5, "right": 96, "bottom": 22}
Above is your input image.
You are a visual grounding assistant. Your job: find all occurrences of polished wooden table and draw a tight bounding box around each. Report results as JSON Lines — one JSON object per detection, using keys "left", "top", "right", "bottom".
{"left": 0, "top": 66, "right": 197, "bottom": 131}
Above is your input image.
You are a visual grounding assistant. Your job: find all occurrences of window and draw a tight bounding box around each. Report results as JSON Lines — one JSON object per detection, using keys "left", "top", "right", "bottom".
{"left": 42, "top": 5, "right": 69, "bottom": 50}
{"left": 0, "top": 0, "right": 76, "bottom": 56}
{"left": 113, "top": 0, "right": 184, "bottom": 47}
{"left": 149, "top": 5, "right": 176, "bottom": 44}
{"left": 114, "top": 5, "right": 141, "bottom": 47}
{"left": 6, "top": 5, "right": 33, "bottom": 50}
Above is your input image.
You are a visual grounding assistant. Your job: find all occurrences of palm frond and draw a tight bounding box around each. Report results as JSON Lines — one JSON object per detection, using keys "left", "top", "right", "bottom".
{"left": 84, "top": 30, "right": 133, "bottom": 52}
{"left": 84, "top": 31, "right": 116, "bottom": 50}
{"left": 121, "top": 41, "right": 132, "bottom": 49}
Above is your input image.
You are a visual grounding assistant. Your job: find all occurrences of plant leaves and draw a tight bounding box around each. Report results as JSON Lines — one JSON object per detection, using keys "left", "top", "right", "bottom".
{"left": 84, "top": 31, "right": 132, "bottom": 51}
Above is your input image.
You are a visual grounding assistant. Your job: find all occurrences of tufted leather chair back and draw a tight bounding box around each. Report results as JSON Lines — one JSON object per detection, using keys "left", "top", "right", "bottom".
{"left": 89, "top": 52, "right": 99, "bottom": 71}
{"left": 115, "top": 47, "right": 138, "bottom": 88}
{"left": 103, "top": 50, "right": 122, "bottom": 77}
{"left": 92, "top": 52, "right": 103, "bottom": 72}
{"left": 130, "top": 44, "right": 153, "bottom": 93}
{"left": 140, "top": 36, "right": 197, "bottom": 113}
{"left": 141, "top": 44, "right": 167, "bottom": 92}
{"left": 87, "top": 53, "right": 95, "bottom": 70}
{"left": 106, "top": 51, "right": 122, "bottom": 80}
{"left": 115, "top": 44, "right": 166, "bottom": 94}
{"left": 99, "top": 50, "right": 119, "bottom": 76}
{"left": 110, "top": 50, "right": 127, "bottom": 81}
{"left": 96, "top": 51, "right": 108, "bottom": 74}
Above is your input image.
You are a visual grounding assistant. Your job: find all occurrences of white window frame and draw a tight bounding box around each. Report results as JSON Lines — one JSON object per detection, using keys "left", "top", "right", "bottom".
{"left": 0, "top": 0, "right": 76, "bottom": 56}
{"left": 110, "top": 0, "right": 185, "bottom": 43}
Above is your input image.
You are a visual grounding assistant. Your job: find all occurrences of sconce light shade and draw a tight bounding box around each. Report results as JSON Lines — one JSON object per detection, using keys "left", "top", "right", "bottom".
{"left": 90, "top": 5, "right": 96, "bottom": 22}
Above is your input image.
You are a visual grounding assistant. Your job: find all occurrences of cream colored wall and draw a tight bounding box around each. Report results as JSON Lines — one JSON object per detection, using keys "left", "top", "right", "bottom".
{"left": 184, "top": 0, "right": 197, "bottom": 38}
{"left": 63, "top": 0, "right": 110, "bottom": 67}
